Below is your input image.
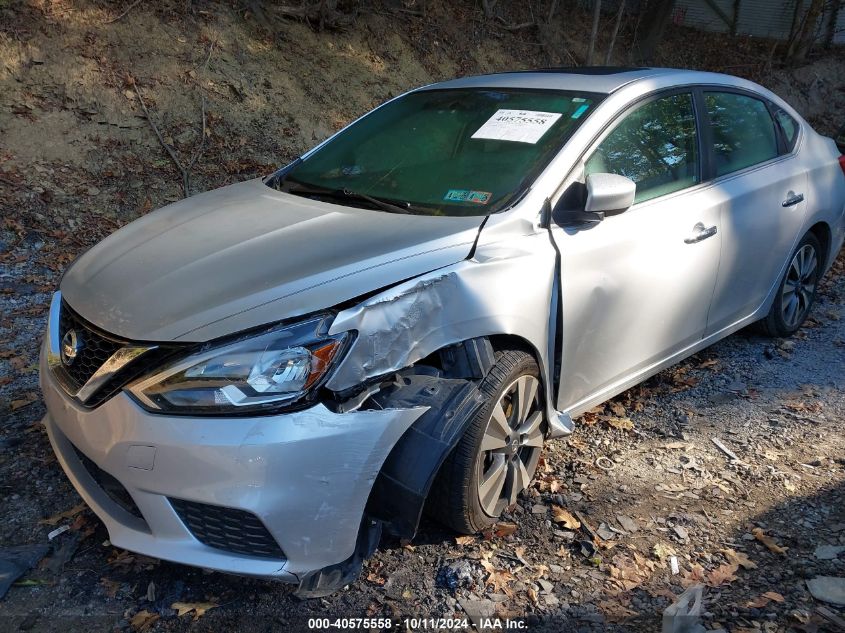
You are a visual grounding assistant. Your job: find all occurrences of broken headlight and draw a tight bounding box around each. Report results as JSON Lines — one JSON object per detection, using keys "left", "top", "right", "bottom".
{"left": 127, "top": 316, "right": 347, "bottom": 414}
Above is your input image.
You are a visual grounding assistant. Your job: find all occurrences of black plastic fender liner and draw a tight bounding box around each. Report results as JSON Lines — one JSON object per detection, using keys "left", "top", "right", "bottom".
{"left": 294, "top": 517, "right": 382, "bottom": 599}
{"left": 365, "top": 370, "right": 485, "bottom": 540}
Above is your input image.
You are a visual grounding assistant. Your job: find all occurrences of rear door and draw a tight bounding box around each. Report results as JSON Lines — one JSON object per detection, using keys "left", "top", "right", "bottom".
{"left": 551, "top": 91, "right": 722, "bottom": 413}
{"left": 701, "top": 91, "right": 809, "bottom": 334}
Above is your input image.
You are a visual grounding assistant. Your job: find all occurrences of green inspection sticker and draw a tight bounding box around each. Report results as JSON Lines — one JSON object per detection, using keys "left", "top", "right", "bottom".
{"left": 444, "top": 189, "right": 492, "bottom": 204}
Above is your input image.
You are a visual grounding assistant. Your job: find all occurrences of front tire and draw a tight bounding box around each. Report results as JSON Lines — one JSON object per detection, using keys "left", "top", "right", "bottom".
{"left": 760, "top": 232, "right": 822, "bottom": 337}
{"left": 428, "top": 350, "right": 545, "bottom": 534}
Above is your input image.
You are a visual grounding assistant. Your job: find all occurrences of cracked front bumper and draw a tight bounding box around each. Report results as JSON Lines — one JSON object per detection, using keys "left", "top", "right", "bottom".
{"left": 40, "top": 347, "right": 426, "bottom": 580}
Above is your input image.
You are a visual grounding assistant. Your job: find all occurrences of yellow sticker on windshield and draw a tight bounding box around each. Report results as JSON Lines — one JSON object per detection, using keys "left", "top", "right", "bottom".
{"left": 444, "top": 189, "right": 492, "bottom": 204}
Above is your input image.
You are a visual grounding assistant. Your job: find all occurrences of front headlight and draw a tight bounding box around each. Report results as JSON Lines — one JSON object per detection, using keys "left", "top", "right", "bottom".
{"left": 128, "top": 316, "right": 347, "bottom": 414}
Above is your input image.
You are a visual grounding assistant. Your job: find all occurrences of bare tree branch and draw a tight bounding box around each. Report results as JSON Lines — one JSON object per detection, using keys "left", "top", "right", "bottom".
{"left": 104, "top": 0, "right": 143, "bottom": 24}
{"left": 586, "top": 0, "right": 602, "bottom": 65}
{"left": 605, "top": 0, "right": 625, "bottom": 64}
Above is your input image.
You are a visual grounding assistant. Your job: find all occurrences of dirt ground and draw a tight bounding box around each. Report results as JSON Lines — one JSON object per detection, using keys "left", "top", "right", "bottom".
{"left": 2, "top": 1, "right": 845, "bottom": 632}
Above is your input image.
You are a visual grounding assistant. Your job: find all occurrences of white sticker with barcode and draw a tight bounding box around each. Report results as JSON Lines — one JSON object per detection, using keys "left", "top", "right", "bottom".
{"left": 471, "top": 109, "right": 563, "bottom": 144}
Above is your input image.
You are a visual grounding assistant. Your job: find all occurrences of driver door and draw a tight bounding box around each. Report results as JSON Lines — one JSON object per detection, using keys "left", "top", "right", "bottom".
{"left": 551, "top": 91, "right": 722, "bottom": 414}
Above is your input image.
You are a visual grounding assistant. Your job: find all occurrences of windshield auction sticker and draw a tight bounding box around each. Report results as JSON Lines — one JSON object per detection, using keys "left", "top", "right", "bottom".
{"left": 444, "top": 189, "right": 492, "bottom": 204}
{"left": 471, "top": 109, "right": 563, "bottom": 144}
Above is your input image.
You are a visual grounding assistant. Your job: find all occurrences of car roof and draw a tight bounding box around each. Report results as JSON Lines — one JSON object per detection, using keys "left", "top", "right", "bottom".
{"left": 421, "top": 67, "right": 704, "bottom": 95}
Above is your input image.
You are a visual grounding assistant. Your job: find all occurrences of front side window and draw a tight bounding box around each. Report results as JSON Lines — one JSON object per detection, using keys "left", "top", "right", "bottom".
{"left": 277, "top": 88, "right": 601, "bottom": 217}
{"left": 705, "top": 92, "right": 778, "bottom": 176}
{"left": 585, "top": 92, "right": 699, "bottom": 204}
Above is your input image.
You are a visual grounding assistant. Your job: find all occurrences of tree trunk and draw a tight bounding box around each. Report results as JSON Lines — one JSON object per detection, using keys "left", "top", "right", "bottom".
{"left": 586, "top": 0, "right": 602, "bottom": 65}
{"left": 605, "top": 0, "right": 626, "bottom": 64}
{"left": 787, "top": 0, "right": 824, "bottom": 63}
{"left": 633, "top": 0, "right": 676, "bottom": 64}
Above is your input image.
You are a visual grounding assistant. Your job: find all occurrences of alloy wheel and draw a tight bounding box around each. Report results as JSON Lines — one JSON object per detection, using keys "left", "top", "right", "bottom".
{"left": 781, "top": 243, "right": 818, "bottom": 329}
{"left": 476, "top": 375, "right": 544, "bottom": 517}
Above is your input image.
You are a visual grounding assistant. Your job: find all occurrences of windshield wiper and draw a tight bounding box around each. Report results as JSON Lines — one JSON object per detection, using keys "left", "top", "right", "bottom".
{"left": 283, "top": 182, "right": 412, "bottom": 215}
{"left": 340, "top": 189, "right": 411, "bottom": 214}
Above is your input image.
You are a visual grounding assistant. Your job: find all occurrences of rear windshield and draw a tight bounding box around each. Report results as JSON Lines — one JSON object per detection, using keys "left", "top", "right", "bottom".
{"left": 276, "top": 88, "right": 602, "bottom": 216}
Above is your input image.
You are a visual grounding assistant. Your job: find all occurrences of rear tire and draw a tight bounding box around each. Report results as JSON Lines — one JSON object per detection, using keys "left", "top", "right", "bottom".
{"left": 760, "top": 232, "right": 822, "bottom": 337}
{"left": 428, "top": 350, "right": 545, "bottom": 534}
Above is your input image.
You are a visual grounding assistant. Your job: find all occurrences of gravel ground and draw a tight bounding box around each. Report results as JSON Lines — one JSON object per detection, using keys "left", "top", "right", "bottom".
{"left": 1, "top": 206, "right": 844, "bottom": 633}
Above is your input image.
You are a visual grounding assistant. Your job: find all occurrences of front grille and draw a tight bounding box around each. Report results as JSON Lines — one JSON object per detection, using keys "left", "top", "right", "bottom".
{"left": 73, "top": 446, "right": 146, "bottom": 522}
{"left": 58, "top": 302, "right": 124, "bottom": 391}
{"left": 169, "top": 498, "right": 285, "bottom": 559}
{"left": 53, "top": 301, "right": 181, "bottom": 408}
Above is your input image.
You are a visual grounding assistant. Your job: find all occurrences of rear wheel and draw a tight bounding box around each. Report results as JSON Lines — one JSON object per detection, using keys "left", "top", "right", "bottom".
{"left": 760, "top": 232, "right": 822, "bottom": 337}
{"left": 428, "top": 350, "right": 545, "bottom": 534}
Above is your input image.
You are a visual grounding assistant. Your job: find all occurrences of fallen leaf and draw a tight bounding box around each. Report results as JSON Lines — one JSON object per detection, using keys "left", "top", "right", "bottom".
{"left": 720, "top": 548, "right": 757, "bottom": 570}
{"left": 455, "top": 535, "right": 475, "bottom": 546}
{"left": 39, "top": 503, "right": 87, "bottom": 526}
{"left": 706, "top": 562, "right": 739, "bottom": 587}
{"left": 606, "top": 416, "right": 634, "bottom": 431}
{"left": 745, "top": 591, "right": 785, "bottom": 608}
{"left": 680, "top": 564, "right": 706, "bottom": 588}
{"left": 551, "top": 506, "right": 581, "bottom": 529}
{"left": 130, "top": 610, "right": 159, "bottom": 632}
{"left": 609, "top": 402, "right": 626, "bottom": 417}
{"left": 493, "top": 522, "right": 518, "bottom": 538}
{"left": 752, "top": 527, "right": 788, "bottom": 555}
{"left": 597, "top": 599, "right": 638, "bottom": 622}
{"left": 10, "top": 393, "right": 38, "bottom": 410}
{"left": 171, "top": 602, "right": 218, "bottom": 619}
{"left": 100, "top": 577, "right": 120, "bottom": 598}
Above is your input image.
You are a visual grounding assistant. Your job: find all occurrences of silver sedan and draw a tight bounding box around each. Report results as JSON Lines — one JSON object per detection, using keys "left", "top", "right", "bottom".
{"left": 40, "top": 67, "right": 845, "bottom": 596}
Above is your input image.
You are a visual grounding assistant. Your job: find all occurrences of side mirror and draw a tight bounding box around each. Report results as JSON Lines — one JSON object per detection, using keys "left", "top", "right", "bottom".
{"left": 584, "top": 173, "right": 636, "bottom": 215}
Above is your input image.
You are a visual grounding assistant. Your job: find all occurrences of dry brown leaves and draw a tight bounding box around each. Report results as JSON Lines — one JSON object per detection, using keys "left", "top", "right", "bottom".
{"left": 130, "top": 610, "right": 159, "bottom": 632}
{"left": 607, "top": 552, "right": 654, "bottom": 591}
{"left": 39, "top": 503, "right": 87, "bottom": 526}
{"left": 720, "top": 548, "right": 757, "bottom": 570}
{"left": 551, "top": 506, "right": 580, "bottom": 529}
{"left": 597, "top": 598, "right": 638, "bottom": 622}
{"left": 752, "top": 527, "right": 789, "bottom": 555}
{"left": 171, "top": 602, "right": 219, "bottom": 619}
{"left": 745, "top": 591, "right": 785, "bottom": 608}
{"left": 100, "top": 577, "right": 121, "bottom": 598}
{"left": 479, "top": 557, "right": 515, "bottom": 597}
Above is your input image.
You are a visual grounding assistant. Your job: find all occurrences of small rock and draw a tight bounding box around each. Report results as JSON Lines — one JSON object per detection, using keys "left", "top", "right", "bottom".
{"left": 806, "top": 576, "right": 845, "bottom": 606}
{"left": 537, "top": 579, "right": 553, "bottom": 594}
{"left": 815, "top": 545, "right": 845, "bottom": 560}
{"left": 673, "top": 525, "right": 689, "bottom": 541}
{"left": 597, "top": 523, "right": 615, "bottom": 540}
{"left": 616, "top": 515, "right": 639, "bottom": 533}
{"left": 531, "top": 504, "right": 547, "bottom": 515}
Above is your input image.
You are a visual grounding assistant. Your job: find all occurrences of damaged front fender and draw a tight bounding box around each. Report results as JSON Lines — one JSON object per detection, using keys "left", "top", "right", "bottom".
{"left": 325, "top": 234, "right": 571, "bottom": 436}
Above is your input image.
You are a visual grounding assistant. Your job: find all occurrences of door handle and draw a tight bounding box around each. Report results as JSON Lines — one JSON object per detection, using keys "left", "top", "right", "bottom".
{"left": 782, "top": 192, "right": 804, "bottom": 207}
{"left": 684, "top": 222, "right": 718, "bottom": 244}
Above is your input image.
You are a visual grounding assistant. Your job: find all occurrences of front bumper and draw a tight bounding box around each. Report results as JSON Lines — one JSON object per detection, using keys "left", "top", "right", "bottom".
{"left": 40, "top": 347, "right": 426, "bottom": 580}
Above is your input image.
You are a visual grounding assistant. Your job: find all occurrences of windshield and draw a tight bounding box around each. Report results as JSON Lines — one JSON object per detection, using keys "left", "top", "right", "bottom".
{"left": 276, "top": 88, "right": 602, "bottom": 216}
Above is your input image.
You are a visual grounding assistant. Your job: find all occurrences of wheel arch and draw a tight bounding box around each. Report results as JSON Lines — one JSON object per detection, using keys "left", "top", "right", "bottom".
{"left": 807, "top": 221, "right": 832, "bottom": 271}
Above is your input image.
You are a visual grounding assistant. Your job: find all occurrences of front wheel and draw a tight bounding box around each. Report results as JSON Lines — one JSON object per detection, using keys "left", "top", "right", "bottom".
{"left": 428, "top": 350, "right": 545, "bottom": 534}
{"left": 760, "top": 232, "right": 822, "bottom": 337}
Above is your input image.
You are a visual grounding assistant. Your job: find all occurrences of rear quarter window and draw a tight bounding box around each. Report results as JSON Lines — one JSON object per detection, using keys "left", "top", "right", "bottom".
{"left": 774, "top": 108, "right": 799, "bottom": 152}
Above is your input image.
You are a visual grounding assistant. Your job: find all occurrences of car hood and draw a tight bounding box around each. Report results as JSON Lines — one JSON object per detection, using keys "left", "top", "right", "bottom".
{"left": 61, "top": 178, "right": 484, "bottom": 342}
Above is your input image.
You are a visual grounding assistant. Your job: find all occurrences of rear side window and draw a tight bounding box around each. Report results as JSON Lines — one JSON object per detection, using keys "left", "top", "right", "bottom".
{"left": 704, "top": 92, "right": 778, "bottom": 177}
{"left": 585, "top": 92, "right": 699, "bottom": 204}
{"left": 774, "top": 108, "right": 799, "bottom": 152}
